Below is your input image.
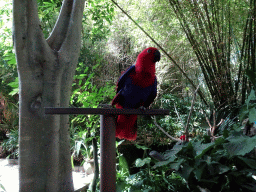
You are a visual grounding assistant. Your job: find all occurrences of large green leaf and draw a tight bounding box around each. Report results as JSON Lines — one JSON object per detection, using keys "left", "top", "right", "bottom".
{"left": 194, "top": 141, "right": 215, "bottom": 159}
{"left": 7, "top": 57, "right": 16, "bottom": 65}
{"left": 135, "top": 157, "right": 151, "bottom": 167}
{"left": 246, "top": 90, "right": 256, "bottom": 109}
{"left": 180, "top": 163, "right": 194, "bottom": 180}
{"left": 116, "top": 181, "right": 126, "bottom": 192}
{"left": 249, "top": 108, "right": 256, "bottom": 122}
{"left": 8, "top": 88, "right": 19, "bottom": 96}
{"left": 7, "top": 77, "right": 19, "bottom": 95}
{"left": 164, "top": 144, "right": 183, "bottom": 159}
{"left": 207, "top": 161, "right": 230, "bottom": 175}
{"left": 236, "top": 156, "right": 256, "bottom": 169}
{"left": 193, "top": 161, "right": 207, "bottom": 180}
{"left": 116, "top": 140, "right": 125, "bottom": 148}
{"left": 135, "top": 144, "right": 150, "bottom": 150}
{"left": 119, "top": 155, "right": 129, "bottom": 176}
{"left": 152, "top": 156, "right": 176, "bottom": 169}
{"left": 169, "top": 158, "right": 184, "bottom": 171}
{"left": 224, "top": 135, "right": 256, "bottom": 157}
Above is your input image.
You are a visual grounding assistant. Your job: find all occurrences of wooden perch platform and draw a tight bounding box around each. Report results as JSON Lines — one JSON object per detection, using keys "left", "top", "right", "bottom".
{"left": 45, "top": 107, "right": 169, "bottom": 192}
{"left": 45, "top": 107, "right": 170, "bottom": 115}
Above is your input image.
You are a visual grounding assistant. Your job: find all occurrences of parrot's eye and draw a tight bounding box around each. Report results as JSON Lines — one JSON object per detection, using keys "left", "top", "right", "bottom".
{"left": 147, "top": 49, "right": 151, "bottom": 53}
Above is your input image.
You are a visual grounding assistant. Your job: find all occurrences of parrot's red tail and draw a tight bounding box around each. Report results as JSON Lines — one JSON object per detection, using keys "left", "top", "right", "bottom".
{"left": 116, "top": 114, "right": 137, "bottom": 140}
{"left": 115, "top": 104, "right": 137, "bottom": 140}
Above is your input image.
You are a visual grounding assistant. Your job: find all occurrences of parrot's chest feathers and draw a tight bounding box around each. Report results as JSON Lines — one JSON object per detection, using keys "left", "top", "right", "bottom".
{"left": 131, "top": 71, "right": 155, "bottom": 88}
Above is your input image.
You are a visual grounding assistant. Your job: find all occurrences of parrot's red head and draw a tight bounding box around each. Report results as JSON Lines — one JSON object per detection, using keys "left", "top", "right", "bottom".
{"left": 135, "top": 47, "right": 161, "bottom": 74}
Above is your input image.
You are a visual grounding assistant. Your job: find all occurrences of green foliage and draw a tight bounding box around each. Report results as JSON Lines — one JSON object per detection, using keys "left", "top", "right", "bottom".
{"left": 240, "top": 90, "right": 256, "bottom": 123}
{"left": 245, "top": 69, "right": 256, "bottom": 90}
{"left": 67, "top": 0, "right": 116, "bottom": 166}
{"left": 118, "top": 155, "right": 129, "bottom": 176}
{"left": 0, "top": 101, "right": 19, "bottom": 131}
{"left": 116, "top": 85, "right": 256, "bottom": 191}
{"left": 153, "top": 133, "right": 256, "bottom": 191}
{"left": 0, "top": 51, "right": 18, "bottom": 97}
{"left": 37, "top": 0, "right": 61, "bottom": 37}
{"left": 135, "top": 157, "right": 151, "bottom": 167}
{"left": 0, "top": 2, "right": 19, "bottom": 152}
{"left": 116, "top": 147, "right": 188, "bottom": 192}
{"left": 74, "top": 138, "right": 93, "bottom": 160}
{"left": 116, "top": 140, "right": 130, "bottom": 177}
{"left": 0, "top": 2, "right": 255, "bottom": 191}
{"left": 71, "top": 64, "right": 115, "bottom": 108}
{"left": 7, "top": 77, "right": 19, "bottom": 96}
{"left": 119, "top": 170, "right": 188, "bottom": 192}
{"left": 69, "top": 60, "right": 115, "bottom": 165}
{"left": 70, "top": 121, "right": 96, "bottom": 166}
{"left": 135, "top": 144, "right": 150, "bottom": 150}
{"left": 241, "top": 69, "right": 256, "bottom": 123}
{"left": 70, "top": 63, "right": 115, "bottom": 142}
{"left": 84, "top": 0, "right": 115, "bottom": 43}
{"left": 0, "top": 26, "right": 18, "bottom": 98}
{"left": 0, "top": 183, "right": 6, "bottom": 192}
{"left": 1, "top": 129, "right": 19, "bottom": 159}
{"left": 224, "top": 136, "right": 256, "bottom": 157}
{"left": 139, "top": 93, "right": 205, "bottom": 144}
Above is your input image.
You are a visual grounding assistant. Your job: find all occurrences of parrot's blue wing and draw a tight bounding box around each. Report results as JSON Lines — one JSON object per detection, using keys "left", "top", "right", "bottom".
{"left": 112, "top": 65, "right": 135, "bottom": 106}
{"left": 116, "top": 65, "right": 135, "bottom": 93}
{"left": 143, "top": 77, "right": 157, "bottom": 108}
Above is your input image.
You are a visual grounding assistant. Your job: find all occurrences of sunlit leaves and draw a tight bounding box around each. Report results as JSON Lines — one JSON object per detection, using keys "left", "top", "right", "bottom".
{"left": 7, "top": 77, "right": 19, "bottom": 96}
{"left": 84, "top": 0, "right": 115, "bottom": 42}
{"left": 37, "top": 0, "right": 61, "bottom": 37}
{"left": 135, "top": 157, "right": 151, "bottom": 167}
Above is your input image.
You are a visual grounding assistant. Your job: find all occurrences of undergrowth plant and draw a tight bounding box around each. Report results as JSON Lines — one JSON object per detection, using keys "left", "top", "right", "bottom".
{"left": 69, "top": 62, "right": 115, "bottom": 165}
{"left": 1, "top": 128, "right": 19, "bottom": 159}
{"left": 153, "top": 131, "right": 256, "bottom": 192}
{"left": 70, "top": 63, "right": 115, "bottom": 136}
{"left": 152, "top": 89, "right": 256, "bottom": 192}
{"left": 116, "top": 144, "right": 189, "bottom": 192}
{"left": 115, "top": 83, "right": 256, "bottom": 192}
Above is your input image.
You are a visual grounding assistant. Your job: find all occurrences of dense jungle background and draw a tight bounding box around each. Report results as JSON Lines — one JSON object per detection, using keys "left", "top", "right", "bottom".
{"left": 1, "top": 0, "right": 256, "bottom": 191}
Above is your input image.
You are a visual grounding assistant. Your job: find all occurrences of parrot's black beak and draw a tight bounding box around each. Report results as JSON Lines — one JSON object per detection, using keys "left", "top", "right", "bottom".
{"left": 153, "top": 50, "right": 161, "bottom": 63}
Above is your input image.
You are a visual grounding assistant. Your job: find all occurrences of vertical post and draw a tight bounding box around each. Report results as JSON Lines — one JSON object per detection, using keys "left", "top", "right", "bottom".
{"left": 100, "top": 115, "right": 116, "bottom": 192}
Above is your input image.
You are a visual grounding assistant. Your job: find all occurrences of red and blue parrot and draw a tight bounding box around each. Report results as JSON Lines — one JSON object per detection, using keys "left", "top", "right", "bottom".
{"left": 111, "top": 47, "right": 161, "bottom": 140}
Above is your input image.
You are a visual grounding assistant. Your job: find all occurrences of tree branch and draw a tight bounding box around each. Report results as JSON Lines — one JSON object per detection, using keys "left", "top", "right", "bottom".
{"left": 184, "top": 84, "right": 200, "bottom": 139}
{"left": 174, "top": 103, "right": 185, "bottom": 128}
{"left": 13, "top": 0, "right": 50, "bottom": 69}
{"left": 47, "top": 0, "right": 74, "bottom": 51}
{"left": 153, "top": 116, "right": 180, "bottom": 142}
{"left": 59, "top": 0, "right": 85, "bottom": 57}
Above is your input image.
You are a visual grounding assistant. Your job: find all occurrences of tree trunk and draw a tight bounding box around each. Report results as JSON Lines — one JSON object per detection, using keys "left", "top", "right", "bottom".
{"left": 13, "top": 0, "right": 85, "bottom": 191}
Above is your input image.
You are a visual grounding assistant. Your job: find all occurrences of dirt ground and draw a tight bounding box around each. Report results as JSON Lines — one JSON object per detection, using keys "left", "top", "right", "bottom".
{"left": 0, "top": 159, "right": 93, "bottom": 192}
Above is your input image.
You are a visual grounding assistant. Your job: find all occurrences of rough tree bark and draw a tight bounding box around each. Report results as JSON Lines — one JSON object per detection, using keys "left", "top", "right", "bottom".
{"left": 13, "top": 0, "right": 85, "bottom": 191}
